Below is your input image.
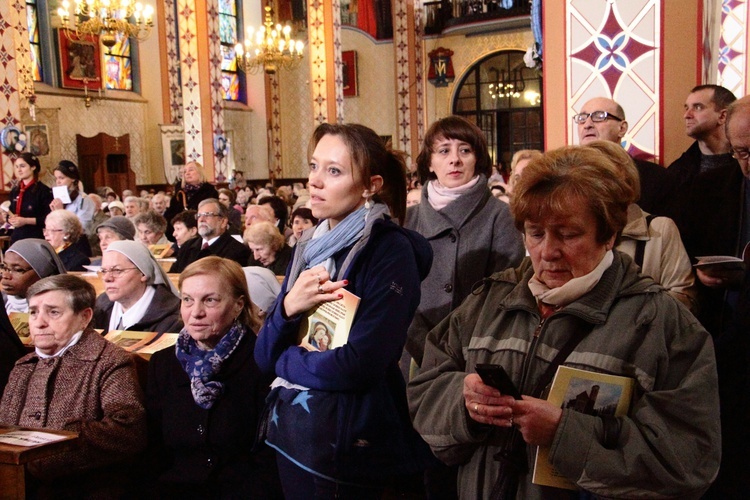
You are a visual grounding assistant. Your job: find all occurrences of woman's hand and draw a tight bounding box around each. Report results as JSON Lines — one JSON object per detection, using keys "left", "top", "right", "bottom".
{"left": 7, "top": 214, "right": 26, "bottom": 227}
{"left": 282, "top": 265, "right": 347, "bottom": 318}
{"left": 512, "top": 396, "right": 563, "bottom": 446}
{"left": 49, "top": 198, "right": 64, "bottom": 211}
{"left": 464, "top": 373, "right": 516, "bottom": 427}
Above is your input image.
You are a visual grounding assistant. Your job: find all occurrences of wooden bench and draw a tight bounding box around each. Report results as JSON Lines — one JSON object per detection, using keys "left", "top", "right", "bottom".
{"left": 0, "top": 425, "right": 78, "bottom": 500}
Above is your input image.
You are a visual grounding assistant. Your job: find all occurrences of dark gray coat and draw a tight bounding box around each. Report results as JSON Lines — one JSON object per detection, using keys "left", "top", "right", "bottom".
{"left": 404, "top": 177, "right": 524, "bottom": 364}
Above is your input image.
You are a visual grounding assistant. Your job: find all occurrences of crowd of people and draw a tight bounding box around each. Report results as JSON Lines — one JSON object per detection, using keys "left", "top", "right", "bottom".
{"left": 0, "top": 84, "right": 747, "bottom": 498}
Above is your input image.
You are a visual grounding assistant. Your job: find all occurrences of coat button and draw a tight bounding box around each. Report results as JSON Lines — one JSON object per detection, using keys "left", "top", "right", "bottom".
{"left": 197, "top": 424, "right": 205, "bottom": 435}
{"left": 34, "top": 411, "right": 41, "bottom": 420}
{"left": 444, "top": 284, "right": 453, "bottom": 293}
{"left": 449, "top": 234, "right": 457, "bottom": 243}
{"left": 206, "top": 458, "right": 213, "bottom": 468}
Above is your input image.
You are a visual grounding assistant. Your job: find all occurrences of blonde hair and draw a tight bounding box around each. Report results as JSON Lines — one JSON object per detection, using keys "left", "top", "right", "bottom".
{"left": 244, "top": 221, "right": 285, "bottom": 251}
{"left": 179, "top": 257, "right": 262, "bottom": 332}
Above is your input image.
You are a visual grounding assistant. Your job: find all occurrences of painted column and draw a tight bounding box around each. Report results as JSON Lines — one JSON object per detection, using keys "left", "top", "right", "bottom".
{"left": 393, "top": 0, "right": 424, "bottom": 161}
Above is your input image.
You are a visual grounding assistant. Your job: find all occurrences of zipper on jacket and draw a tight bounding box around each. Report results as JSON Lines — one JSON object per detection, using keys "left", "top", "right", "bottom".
{"left": 518, "top": 317, "right": 545, "bottom": 396}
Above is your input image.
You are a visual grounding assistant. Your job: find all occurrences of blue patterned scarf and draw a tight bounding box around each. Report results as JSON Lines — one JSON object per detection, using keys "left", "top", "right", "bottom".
{"left": 175, "top": 321, "right": 246, "bottom": 409}
{"left": 286, "top": 204, "right": 370, "bottom": 290}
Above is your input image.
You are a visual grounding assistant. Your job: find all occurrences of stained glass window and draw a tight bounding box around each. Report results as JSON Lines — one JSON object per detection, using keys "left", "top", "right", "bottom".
{"left": 219, "top": 0, "right": 241, "bottom": 101}
{"left": 26, "top": 0, "right": 43, "bottom": 81}
{"left": 104, "top": 33, "right": 133, "bottom": 90}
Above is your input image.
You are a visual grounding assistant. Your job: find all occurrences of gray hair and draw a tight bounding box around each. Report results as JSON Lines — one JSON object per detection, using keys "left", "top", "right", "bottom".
{"left": 27, "top": 274, "right": 95, "bottom": 313}
{"left": 198, "top": 198, "right": 229, "bottom": 219}
{"left": 46, "top": 209, "right": 83, "bottom": 244}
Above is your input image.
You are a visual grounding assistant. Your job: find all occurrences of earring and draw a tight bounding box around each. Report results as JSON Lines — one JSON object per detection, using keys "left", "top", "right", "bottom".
{"left": 364, "top": 197, "right": 372, "bottom": 210}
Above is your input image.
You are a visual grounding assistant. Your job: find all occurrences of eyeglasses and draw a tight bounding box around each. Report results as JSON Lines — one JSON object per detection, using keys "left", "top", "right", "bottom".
{"left": 195, "top": 212, "right": 222, "bottom": 220}
{"left": 730, "top": 148, "right": 750, "bottom": 161}
{"left": 97, "top": 267, "right": 138, "bottom": 278}
{"left": 572, "top": 111, "right": 624, "bottom": 124}
{"left": 0, "top": 265, "right": 33, "bottom": 276}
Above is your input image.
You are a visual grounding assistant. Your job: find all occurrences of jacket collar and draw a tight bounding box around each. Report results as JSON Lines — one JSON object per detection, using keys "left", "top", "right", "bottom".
{"left": 496, "top": 252, "right": 659, "bottom": 325}
{"left": 17, "top": 328, "right": 104, "bottom": 365}
{"left": 621, "top": 203, "right": 650, "bottom": 241}
{"left": 415, "top": 174, "right": 492, "bottom": 237}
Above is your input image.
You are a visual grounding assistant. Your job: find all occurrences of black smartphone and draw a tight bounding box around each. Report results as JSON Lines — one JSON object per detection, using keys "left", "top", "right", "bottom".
{"left": 475, "top": 363, "right": 522, "bottom": 399}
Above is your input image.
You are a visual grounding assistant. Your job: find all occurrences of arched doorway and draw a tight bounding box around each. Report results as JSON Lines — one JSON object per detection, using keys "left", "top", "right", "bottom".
{"left": 452, "top": 50, "right": 543, "bottom": 173}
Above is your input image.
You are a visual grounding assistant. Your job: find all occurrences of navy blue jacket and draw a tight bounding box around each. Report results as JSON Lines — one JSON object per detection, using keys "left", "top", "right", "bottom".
{"left": 255, "top": 215, "right": 433, "bottom": 483}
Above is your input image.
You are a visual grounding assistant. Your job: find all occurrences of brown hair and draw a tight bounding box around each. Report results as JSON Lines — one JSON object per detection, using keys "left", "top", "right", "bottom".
{"left": 510, "top": 146, "right": 633, "bottom": 244}
{"left": 27, "top": 274, "right": 95, "bottom": 313}
{"left": 16, "top": 152, "right": 41, "bottom": 179}
{"left": 584, "top": 141, "right": 640, "bottom": 203}
{"left": 179, "top": 256, "right": 262, "bottom": 333}
{"left": 309, "top": 123, "right": 408, "bottom": 225}
{"left": 415, "top": 116, "right": 492, "bottom": 184}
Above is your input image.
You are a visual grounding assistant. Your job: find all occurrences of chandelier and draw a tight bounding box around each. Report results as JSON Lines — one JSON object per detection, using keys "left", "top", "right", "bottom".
{"left": 57, "top": 0, "right": 154, "bottom": 49}
{"left": 488, "top": 67, "right": 526, "bottom": 100}
{"left": 234, "top": 5, "right": 305, "bottom": 74}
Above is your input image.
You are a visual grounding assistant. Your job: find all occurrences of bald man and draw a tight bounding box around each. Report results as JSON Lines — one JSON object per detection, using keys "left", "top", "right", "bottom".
{"left": 575, "top": 97, "right": 671, "bottom": 214}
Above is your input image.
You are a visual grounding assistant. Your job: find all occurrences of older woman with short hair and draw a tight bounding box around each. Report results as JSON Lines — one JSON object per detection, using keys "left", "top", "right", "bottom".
{"left": 0, "top": 274, "right": 146, "bottom": 497}
{"left": 2, "top": 238, "right": 66, "bottom": 313}
{"left": 409, "top": 145, "right": 721, "bottom": 498}
{"left": 93, "top": 240, "right": 181, "bottom": 335}
{"left": 44, "top": 209, "right": 89, "bottom": 271}
{"left": 145, "top": 257, "right": 279, "bottom": 497}
{"left": 244, "top": 220, "right": 292, "bottom": 275}
{"left": 134, "top": 210, "right": 170, "bottom": 247}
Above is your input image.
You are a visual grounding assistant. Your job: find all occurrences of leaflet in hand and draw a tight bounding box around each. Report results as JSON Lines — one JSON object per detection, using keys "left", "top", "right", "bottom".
{"left": 532, "top": 366, "right": 634, "bottom": 490}
{"left": 298, "top": 289, "right": 360, "bottom": 352}
{"left": 52, "top": 185, "right": 72, "bottom": 204}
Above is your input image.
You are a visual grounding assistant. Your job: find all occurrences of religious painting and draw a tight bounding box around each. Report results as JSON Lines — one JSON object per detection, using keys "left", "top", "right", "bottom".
{"left": 58, "top": 29, "right": 102, "bottom": 89}
{"left": 24, "top": 124, "right": 50, "bottom": 157}
{"left": 342, "top": 50, "right": 358, "bottom": 97}
{"left": 160, "top": 125, "right": 186, "bottom": 184}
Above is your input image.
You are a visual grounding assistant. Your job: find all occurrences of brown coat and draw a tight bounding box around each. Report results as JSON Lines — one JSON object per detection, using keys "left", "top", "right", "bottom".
{"left": 0, "top": 328, "right": 147, "bottom": 480}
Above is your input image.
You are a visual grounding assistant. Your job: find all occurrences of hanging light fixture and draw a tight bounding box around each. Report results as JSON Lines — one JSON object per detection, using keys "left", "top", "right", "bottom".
{"left": 235, "top": 5, "right": 305, "bottom": 74}
{"left": 488, "top": 67, "right": 526, "bottom": 100}
{"left": 57, "top": 0, "right": 154, "bottom": 49}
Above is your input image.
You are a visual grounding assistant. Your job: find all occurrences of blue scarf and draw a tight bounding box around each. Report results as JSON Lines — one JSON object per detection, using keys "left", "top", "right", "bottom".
{"left": 175, "top": 321, "right": 246, "bottom": 409}
{"left": 286, "top": 204, "right": 369, "bottom": 289}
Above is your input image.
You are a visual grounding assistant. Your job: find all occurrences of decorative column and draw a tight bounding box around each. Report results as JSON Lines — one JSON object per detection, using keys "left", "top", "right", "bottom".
{"left": 308, "top": 0, "right": 341, "bottom": 125}
{"left": 0, "top": 0, "right": 34, "bottom": 189}
{"left": 174, "top": 0, "right": 227, "bottom": 182}
{"left": 393, "top": 0, "right": 424, "bottom": 161}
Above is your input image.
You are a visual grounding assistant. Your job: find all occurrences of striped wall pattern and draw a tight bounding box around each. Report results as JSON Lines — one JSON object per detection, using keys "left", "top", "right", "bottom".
{"left": 163, "top": 0, "right": 183, "bottom": 125}
{"left": 717, "top": 0, "right": 747, "bottom": 97}
{"left": 177, "top": 0, "right": 204, "bottom": 163}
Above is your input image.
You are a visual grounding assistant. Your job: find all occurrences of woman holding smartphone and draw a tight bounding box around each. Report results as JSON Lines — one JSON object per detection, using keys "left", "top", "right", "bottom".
{"left": 255, "top": 123, "right": 432, "bottom": 498}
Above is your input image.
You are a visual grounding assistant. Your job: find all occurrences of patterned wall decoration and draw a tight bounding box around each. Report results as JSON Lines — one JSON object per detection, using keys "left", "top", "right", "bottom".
{"left": 309, "top": 0, "right": 330, "bottom": 124}
{"left": 566, "top": 0, "right": 660, "bottom": 161}
{"left": 163, "top": 0, "right": 184, "bottom": 125}
{"left": 177, "top": 0, "right": 204, "bottom": 164}
{"left": 717, "top": 0, "right": 747, "bottom": 97}
{"left": 206, "top": 0, "right": 226, "bottom": 181}
{"left": 393, "top": 0, "right": 421, "bottom": 157}
{"left": 332, "top": 0, "right": 344, "bottom": 124}
{"left": 0, "top": 0, "right": 30, "bottom": 188}
{"left": 269, "top": 72, "right": 282, "bottom": 180}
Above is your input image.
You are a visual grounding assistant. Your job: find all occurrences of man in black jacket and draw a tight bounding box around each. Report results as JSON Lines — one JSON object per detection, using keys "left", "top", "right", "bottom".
{"left": 575, "top": 96, "right": 672, "bottom": 215}
{"left": 169, "top": 199, "right": 250, "bottom": 273}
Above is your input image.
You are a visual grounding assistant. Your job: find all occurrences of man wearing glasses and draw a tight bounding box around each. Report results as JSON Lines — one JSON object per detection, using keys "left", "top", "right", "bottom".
{"left": 574, "top": 97, "right": 671, "bottom": 215}
{"left": 169, "top": 198, "right": 250, "bottom": 273}
{"left": 698, "top": 94, "right": 750, "bottom": 499}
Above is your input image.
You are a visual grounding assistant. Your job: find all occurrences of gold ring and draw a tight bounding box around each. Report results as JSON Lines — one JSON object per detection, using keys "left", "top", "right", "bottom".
{"left": 474, "top": 404, "right": 479, "bottom": 413}
{"left": 318, "top": 284, "right": 324, "bottom": 294}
